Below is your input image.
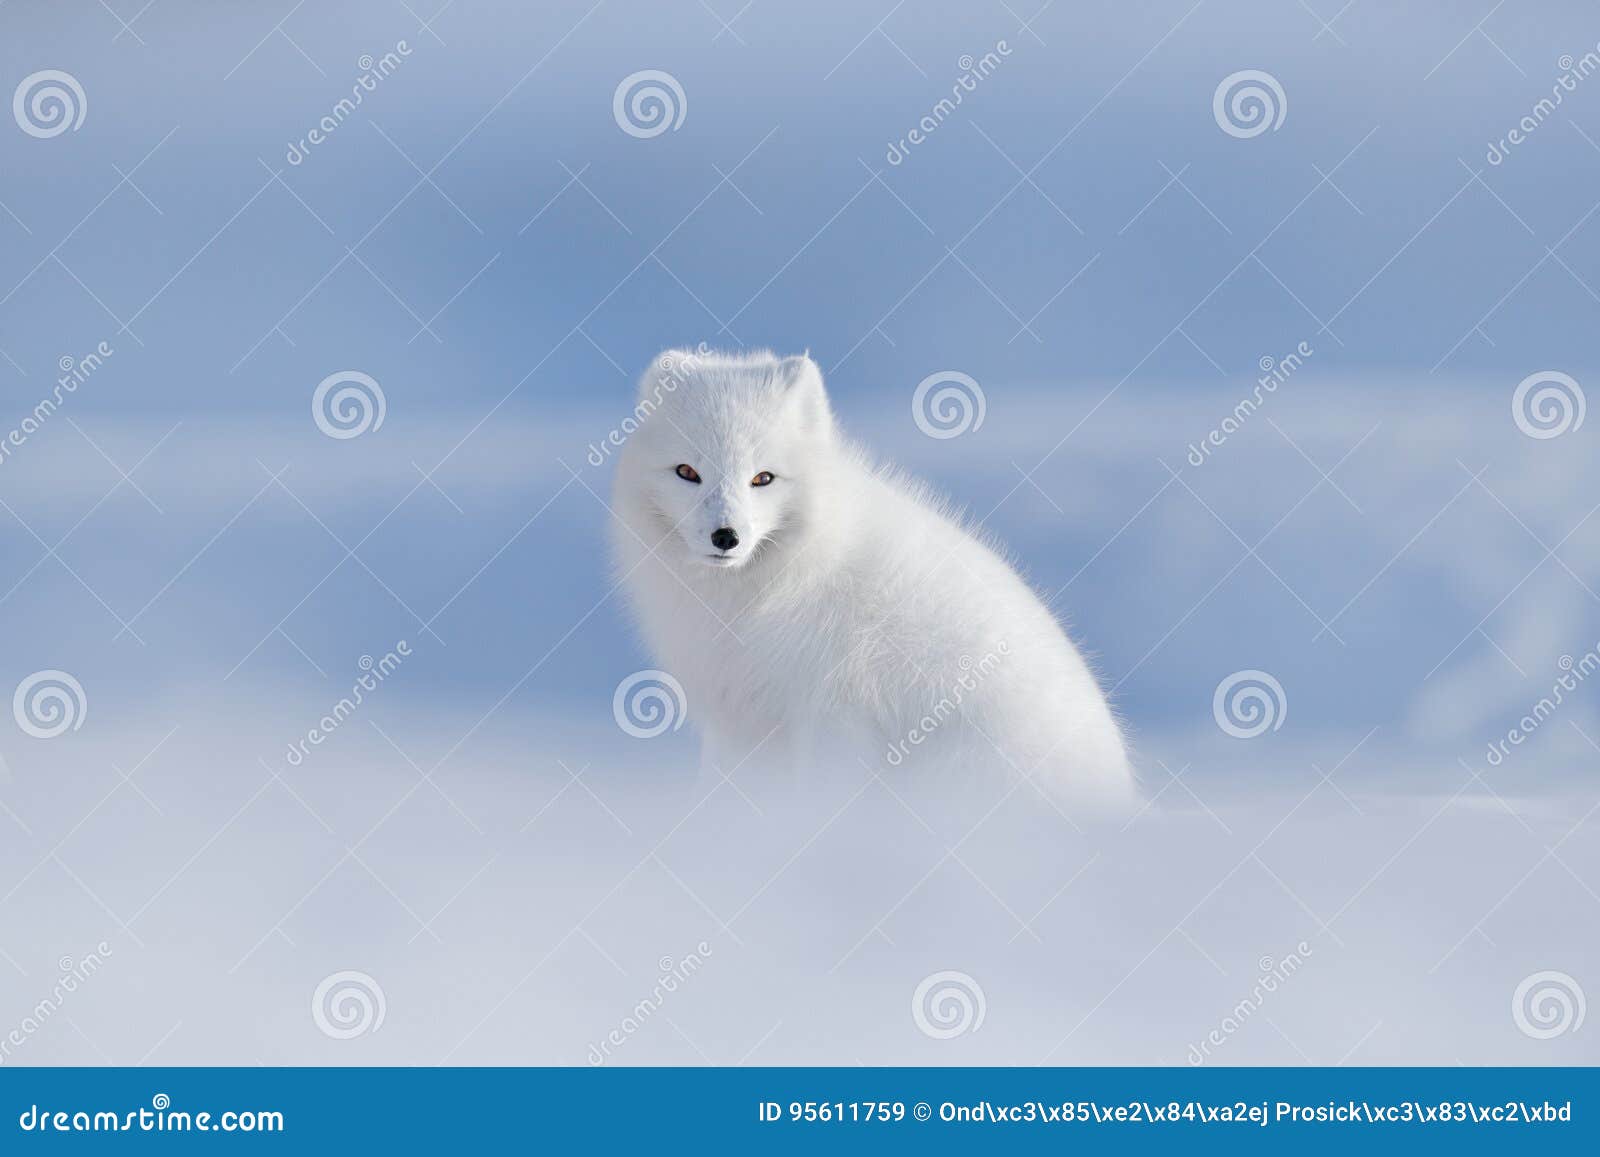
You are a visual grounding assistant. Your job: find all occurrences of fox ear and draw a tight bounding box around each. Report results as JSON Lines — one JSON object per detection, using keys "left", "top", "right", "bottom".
{"left": 637, "top": 348, "right": 698, "bottom": 402}
{"left": 777, "top": 354, "right": 834, "bottom": 436}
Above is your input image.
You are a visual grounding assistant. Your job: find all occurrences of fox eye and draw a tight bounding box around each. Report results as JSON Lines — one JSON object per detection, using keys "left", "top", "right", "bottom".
{"left": 675, "top": 464, "right": 701, "bottom": 484}
{"left": 751, "top": 471, "right": 775, "bottom": 487}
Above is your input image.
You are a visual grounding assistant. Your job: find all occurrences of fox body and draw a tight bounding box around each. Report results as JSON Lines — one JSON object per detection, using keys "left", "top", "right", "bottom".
{"left": 610, "top": 350, "right": 1132, "bottom": 804}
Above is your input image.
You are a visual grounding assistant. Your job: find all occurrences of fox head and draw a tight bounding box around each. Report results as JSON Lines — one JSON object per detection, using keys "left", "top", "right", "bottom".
{"left": 614, "top": 349, "right": 837, "bottom": 572}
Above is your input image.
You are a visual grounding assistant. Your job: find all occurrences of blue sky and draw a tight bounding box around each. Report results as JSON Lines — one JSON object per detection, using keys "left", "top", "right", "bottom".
{"left": 5, "top": 0, "right": 1598, "bottom": 772}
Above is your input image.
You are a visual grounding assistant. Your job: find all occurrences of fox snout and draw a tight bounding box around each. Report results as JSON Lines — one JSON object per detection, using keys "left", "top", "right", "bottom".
{"left": 697, "top": 484, "right": 751, "bottom": 558}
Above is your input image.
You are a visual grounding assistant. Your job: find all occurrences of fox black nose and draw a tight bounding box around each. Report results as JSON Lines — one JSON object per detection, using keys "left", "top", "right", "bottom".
{"left": 710, "top": 527, "right": 739, "bottom": 552}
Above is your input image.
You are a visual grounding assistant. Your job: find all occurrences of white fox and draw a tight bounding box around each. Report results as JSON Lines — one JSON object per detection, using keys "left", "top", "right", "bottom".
{"left": 610, "top": 349, "right": 1133, "bottom": 805}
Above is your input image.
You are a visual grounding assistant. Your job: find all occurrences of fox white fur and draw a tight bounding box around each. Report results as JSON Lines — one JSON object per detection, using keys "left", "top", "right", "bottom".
{"left": 610, "top": 349, "right": 1132, "bottom": 805}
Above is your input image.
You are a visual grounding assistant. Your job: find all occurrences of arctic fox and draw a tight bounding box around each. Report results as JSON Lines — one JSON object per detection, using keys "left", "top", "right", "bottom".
{"left": 610, "top": 349, "right": 1132, "bottom": 804}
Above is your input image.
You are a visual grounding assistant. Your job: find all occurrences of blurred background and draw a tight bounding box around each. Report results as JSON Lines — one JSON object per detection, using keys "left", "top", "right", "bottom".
{"left": 0, "top": 0, "right": 1595, "bottom": 1066}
